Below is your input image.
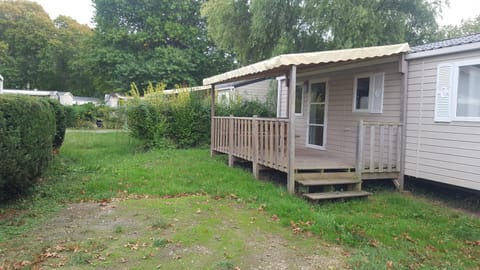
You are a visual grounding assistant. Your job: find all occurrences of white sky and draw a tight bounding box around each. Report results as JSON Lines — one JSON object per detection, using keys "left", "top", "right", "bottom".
{"left": 32, "top": 0, "right": 479, "bottom": 28}
{"left": 32, "top": 0, "right": 95, "bottom": 27}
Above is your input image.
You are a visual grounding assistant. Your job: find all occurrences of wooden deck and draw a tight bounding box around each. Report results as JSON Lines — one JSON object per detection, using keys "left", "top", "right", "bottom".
{"left": 211, "top": 116, "right": 403, "bottom": 194}
{"left": 295, "top": 148, "right": 355, "bottom": 170}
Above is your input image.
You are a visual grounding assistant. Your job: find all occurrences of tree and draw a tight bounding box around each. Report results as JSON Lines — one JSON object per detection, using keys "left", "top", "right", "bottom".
{"left": 0, "top": 0, "right": 55, "bottom": 89}
{"left": 90, "top": 0, "right": 235, "bottom": 93}
{"left": 439, "top": 14, "right": 480, "bottom": 39}
{"left": 0, "top": 1, "right": 95, "bottom": 95}
{"left": 202, "top": 0, "right": 444, "bottom": 65}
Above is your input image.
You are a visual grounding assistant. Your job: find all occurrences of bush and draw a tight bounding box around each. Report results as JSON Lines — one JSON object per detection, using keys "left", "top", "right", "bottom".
{"left": 215, "top": 98, "right": 275, "bottom": 118}
{"left": 126, "top": 86, "right": 276, "bottom": 149}
{"left": 64, "top": 104, "right": 126, "bottom": 129}
{"left": 46, "top": 99, "right": 66, "bottom": 150}
{"left": 127, "top": 89, "right": 211, "bottom": 149}
{"left": 0, "top": 96, "right": 56, "bottom": 201}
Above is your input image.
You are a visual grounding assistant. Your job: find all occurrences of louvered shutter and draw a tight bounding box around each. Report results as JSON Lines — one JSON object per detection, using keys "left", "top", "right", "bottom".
{"left": 434, "top": 64, "right": 453, "bottom": 122}
{"left": 370, "top": 73, "right": 384, "bottom": 113}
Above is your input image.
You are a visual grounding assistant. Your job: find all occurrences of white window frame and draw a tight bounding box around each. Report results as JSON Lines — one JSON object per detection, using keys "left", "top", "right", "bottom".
{"left": 306, "top": 78, "right": 328, "bottom": 150}
{"left": 451, "top": 58, "right": 480, "bottom": 122}
{"left": 295, "top": 82, "right": 304, "bottom": 116}
{"left": 352, "top": 73, "right": 384, "bottom": 113}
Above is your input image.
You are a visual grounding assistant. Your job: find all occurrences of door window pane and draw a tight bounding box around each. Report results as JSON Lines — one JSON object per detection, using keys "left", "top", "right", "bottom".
{"left": 457, "top": 65, "right": 480, "bottom": 117}
{"left": 355, "top": 77, "right": 370, "bottom": 110}
{"left": 308, "top": 126, "right": 324, "bottom": 146}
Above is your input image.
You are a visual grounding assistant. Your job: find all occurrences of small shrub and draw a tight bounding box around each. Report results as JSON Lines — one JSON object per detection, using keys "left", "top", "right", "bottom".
{"left": 0, "top": 96, "right": 56, "bottom": 201}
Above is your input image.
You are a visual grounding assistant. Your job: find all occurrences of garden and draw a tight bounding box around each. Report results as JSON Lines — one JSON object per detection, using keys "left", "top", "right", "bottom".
{"left": 0, "top": 92, "right": 479, "bottom": 269}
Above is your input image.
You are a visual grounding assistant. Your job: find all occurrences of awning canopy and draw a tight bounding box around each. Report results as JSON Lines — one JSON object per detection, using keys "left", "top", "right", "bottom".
{"left": 203, "top": 43, "right": 410, "bottom": 85}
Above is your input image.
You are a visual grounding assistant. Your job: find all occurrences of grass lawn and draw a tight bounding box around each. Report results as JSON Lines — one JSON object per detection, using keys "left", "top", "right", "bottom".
{"left": 1, "top": 131, "right": 479, "bottom": 269}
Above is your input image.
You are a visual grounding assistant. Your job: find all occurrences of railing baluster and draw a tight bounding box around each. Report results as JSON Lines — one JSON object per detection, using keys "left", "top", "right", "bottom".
{"left": 388, "top": 125, "right": 394, "bottom": 172}
{"left": 369, "top": 125, "right": 375, "bottom": 173}
{"left": 269, "top": 120, "right": 274, "bottom": 166}
{"left": 396, "top": 126, "right": 402, "bottom": 171}
{"left": 379, "top": 125, "right": 385, "bottom": 173}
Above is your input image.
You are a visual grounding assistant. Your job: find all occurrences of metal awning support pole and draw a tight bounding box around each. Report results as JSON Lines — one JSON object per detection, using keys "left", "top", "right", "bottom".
{"left": 287, "top": 65, "right": 297, "bottom": 194}
{"left": 210, "top": 84, "right": 216, "bottom": 157}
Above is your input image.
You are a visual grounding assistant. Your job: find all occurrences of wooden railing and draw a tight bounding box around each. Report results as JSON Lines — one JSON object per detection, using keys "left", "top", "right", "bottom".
{"left": 212, "top": 116, "right": 289, "bottom": 172}
{"left": 356, "top": 120, "right": 403, "bottom": 174}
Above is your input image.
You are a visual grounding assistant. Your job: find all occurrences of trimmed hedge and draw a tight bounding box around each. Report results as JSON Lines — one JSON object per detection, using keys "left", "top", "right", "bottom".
{"left": 0, "top": 95, "right": 56, "bottom": 201}
{"left": 46, "top": 99, "right": 66, "bottom": 150}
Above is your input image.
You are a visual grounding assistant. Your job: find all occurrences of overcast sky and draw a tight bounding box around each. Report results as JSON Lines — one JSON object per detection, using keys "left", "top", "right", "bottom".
{"left": 32, "top": 0, "right": 480, "bottom": 28}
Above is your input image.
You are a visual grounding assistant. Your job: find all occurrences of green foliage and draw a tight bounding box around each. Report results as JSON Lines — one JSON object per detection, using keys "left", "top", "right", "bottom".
{"left": 127, "top": 88, "right": 210, "bottom": 148}
{"left": 46, "top": 99, "right": 67, "bottom": 150}
{"left": 0, "top": 1, "right": 95, "bottom": 95}
{"left": 65, "top": 104, "right": 126, "bottom": 129}
{"left": 439, "top": 14, "right": 480, "bottom": 39}
{"left": 0, "top": 95, "right": 55, "bottom": 201}
{"left": 90, "top": 0, "right": 236, "bottom": 93}
{"left": 202, "top": 0, "right": 444, "bottom": 64}
{"left": 216, "top": 98, "right": 275, "bottom": 118}
{"left": 127, "top": 87, "right": 275, "bottom": 148}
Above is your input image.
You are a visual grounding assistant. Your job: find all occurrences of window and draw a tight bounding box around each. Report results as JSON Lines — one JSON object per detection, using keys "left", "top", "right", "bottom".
{"left": 295, "top": 84, "right": 303, "bottom": 115}
{"left": 456, "top": 64, "right": 480, "bottom": 118}
{"left": 307, "top": 81, "right": 327, "bottom": 148}
{"left": 353, "top": 73, "right": 384, "bottom": 113}
{"left": 435, "top": 60, "right": 480, "bottom": 122}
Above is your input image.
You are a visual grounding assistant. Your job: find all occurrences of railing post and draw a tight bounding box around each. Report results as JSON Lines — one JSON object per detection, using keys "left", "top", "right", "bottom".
{"left": 287, "top": 65, "right": 297, "bottom": 194}
{"left": 356, "top": 120, "right": 365, "bottom": 180}
{"left": 252, "top": 115, "right": 260, "bottom": 178}
{"left": 228, "top": 115, "right": 234, "bottom": 167}
{"left": 210, "top": 84, "right": 216, "bottom": 157}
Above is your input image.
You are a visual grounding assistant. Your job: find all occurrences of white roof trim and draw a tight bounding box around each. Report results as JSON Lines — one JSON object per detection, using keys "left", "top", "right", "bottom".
{"left": 203, "top": 43, "right": 409, "bottom": 85}
{"left": 406, "top": 42, "right": 480, "bottom": 60}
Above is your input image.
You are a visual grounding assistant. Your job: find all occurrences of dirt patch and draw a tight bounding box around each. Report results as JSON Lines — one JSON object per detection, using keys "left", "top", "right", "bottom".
{"left": 0, "top": 196, "right": 347, "bottom": 269}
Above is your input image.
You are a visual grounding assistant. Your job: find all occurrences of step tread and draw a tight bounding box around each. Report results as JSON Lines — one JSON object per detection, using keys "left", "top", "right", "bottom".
{"left": 303, "top": 191, "right": 371, "bottom": 200}
{"left": 296, "top": 178, "right": 360, "bottom": 186}
{"left": 295, "top": 172, "right": 357, "bottom": 180}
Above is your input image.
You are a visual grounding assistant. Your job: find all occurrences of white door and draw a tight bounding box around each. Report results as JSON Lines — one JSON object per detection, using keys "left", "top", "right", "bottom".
{"left": 307, "top": 80, "right": 327, "bottom": 149}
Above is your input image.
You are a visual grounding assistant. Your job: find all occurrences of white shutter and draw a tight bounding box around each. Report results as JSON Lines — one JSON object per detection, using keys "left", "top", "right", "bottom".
{"left": 370, "top": 73, "right": 384, "bottom": 113}
{"left": 434, "top": 64, "right": 453, "bottom": 122}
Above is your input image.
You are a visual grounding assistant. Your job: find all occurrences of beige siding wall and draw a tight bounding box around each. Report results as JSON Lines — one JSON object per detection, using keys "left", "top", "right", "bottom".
{"left": 293, "top": 61, "right": 403, "bottom": 159}
{"left": 406, "top": 50, "right": 480, "bottom": 191}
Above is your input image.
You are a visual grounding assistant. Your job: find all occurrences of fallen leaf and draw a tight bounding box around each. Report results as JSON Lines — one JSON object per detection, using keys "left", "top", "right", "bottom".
{"left": 387, "top": 260, "right": 394, "bottom": 269}
{"left": 271, "top": 215, "right": 279, "bottom": 222}
{"left": 369, "top": 239, "right": 380, "bottom": 248}
{"left": 403, "top": 233, "right": 415, "bottom": 243}
{"left": 120, "top": 257, "right": 128, "bottom": 263}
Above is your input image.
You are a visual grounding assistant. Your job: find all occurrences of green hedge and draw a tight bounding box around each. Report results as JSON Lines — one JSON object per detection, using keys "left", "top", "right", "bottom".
{"left": 127, "top": 91, "right": 275, "bottom": 149}
{"left": 0, "top": 96, "right": 56, "bottom": 201}
{"left": 46, "top": 99, "right": 66, "bottom": 150}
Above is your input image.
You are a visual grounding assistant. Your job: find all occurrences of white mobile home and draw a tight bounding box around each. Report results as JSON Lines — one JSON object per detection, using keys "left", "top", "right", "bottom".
{"left": 205, "top": 43, "right": 410, "bottom": 200}
{"left": 405, "top": 34, "right": 480, "bottom": 191}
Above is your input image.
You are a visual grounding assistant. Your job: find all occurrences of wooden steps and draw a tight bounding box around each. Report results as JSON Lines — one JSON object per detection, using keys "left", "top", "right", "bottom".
{"left": 295, "top": 170, "right": 371, "bottom": 201}
{"left": 296, "top": 178, "right": 360, "bottom": 186}
{"left": 304, "top": 191, "right": 371, "bottom": 201}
